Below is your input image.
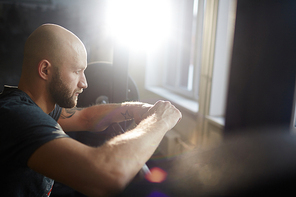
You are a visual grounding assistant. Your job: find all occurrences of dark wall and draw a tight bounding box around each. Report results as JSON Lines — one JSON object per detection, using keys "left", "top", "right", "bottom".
{"left": 224, "top": 0, "right": 296, "bottom": 133}
{"left": 0, "top": 0, "right": 108, "bottom": 92}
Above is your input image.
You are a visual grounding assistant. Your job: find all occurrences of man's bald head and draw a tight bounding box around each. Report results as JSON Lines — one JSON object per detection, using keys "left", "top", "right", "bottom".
{"left": 22, "top": 24, "right": 86, "bottom": 72}
{"left": 18, "top": 24, "right": 88, "bottom": 113}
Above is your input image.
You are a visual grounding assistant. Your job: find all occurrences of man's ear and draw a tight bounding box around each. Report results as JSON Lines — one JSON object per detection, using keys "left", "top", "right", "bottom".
{"left": 38, "top": 59, "right": 52, "bottom": 80}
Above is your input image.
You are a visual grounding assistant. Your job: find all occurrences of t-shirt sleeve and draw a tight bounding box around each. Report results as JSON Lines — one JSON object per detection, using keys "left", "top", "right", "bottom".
{"left": 1, "top": 103, "right": 69, "bottom": 167}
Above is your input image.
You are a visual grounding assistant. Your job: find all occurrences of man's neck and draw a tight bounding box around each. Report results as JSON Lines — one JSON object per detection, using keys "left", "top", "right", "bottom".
{"left": 18, "top": 83, "right": 55, "bottom": 114}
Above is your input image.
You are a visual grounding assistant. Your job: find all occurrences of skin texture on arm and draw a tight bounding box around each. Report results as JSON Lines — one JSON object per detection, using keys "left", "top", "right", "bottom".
{"left": 58, "top": 102, "right": 153, "bottom": 132}
{"left": 28, "top": 100, "right": 182, "bottom": 197}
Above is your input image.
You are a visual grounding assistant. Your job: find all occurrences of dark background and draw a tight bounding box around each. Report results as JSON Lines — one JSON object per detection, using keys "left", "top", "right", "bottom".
{"left": 0, "top": 0, "right": 110, "bottom": 92}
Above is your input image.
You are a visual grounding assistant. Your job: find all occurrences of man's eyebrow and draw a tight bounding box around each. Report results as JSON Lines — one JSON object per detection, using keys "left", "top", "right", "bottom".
{"left": 79, "top": 65, "right": 87, "bottom": 70}
{"left": 73, "top": 65, "right": 86, "bottom": 70}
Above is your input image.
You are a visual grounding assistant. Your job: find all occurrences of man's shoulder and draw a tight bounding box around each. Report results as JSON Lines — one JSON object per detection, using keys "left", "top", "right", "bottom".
{"left": 0, "top": 86, "right": 45, "bottom": 123}
{"left": 0, "top": 85, "right": 60, "bottom": 122}
{"left": 0, "top": 85, "right": 36, "bottom": 108}
{"left": 0, "top": 85, "right": 20, "bottom": 96}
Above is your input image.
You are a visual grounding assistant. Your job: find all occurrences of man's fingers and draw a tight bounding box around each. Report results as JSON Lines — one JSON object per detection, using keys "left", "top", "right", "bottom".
{"left": 147, "top": 100, "right": 182, "bottom": 128}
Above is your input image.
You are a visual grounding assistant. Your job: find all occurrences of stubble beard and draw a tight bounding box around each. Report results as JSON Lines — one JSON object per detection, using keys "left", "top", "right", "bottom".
{"left": 49, "top": 69, "right": 77, "bottom": 108}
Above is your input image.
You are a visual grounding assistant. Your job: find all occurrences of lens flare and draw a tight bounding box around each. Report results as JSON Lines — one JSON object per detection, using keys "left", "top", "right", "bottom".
{"left": 145, "top": 167, "right": 167, "bottom": 183}
{"left": 147, "top": 191, "right": 169, "bottom": 197}
{"left": 106, "top": 0, "right": 172, "bottom": 51}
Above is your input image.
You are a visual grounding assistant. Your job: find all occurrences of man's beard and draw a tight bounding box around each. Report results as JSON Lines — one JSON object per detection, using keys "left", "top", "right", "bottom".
{"left": 49, "top": 69, "right": 77, "bottom": 108}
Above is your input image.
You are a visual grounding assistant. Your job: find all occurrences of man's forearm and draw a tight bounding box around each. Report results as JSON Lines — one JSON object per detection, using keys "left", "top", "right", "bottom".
{"left": 90, "top": 101, "right": 182, "bottom": 190}
{"left": 84, "top": 103, "right": 135, "bottom": 131}
{"left": 58, "top": 102, "right": 151, "bottom": 132}
{"left": 91, "top": 114, "right": 168, "bottom": 188}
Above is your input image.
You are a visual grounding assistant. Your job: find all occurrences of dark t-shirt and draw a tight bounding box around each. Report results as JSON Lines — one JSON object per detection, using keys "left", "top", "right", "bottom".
{"left": 0, "top": 86, "right": 69, "bottom": 196}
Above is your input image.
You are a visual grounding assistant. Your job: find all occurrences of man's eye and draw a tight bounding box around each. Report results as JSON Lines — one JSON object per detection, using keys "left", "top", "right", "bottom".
{"left": 75, "top": 71, "right": 80, "bottom": 74}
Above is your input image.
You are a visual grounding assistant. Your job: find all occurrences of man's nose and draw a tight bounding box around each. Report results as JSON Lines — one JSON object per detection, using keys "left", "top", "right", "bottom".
{"left": 79, "top": 73, "right": 88, "bottom": 89}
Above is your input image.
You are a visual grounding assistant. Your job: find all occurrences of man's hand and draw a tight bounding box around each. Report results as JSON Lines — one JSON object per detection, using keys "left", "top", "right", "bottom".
{"left": 142, "top": 100, "right": 182, "bottom": 131}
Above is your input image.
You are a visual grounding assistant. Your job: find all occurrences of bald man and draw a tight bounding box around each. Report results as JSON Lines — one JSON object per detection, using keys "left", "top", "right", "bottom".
{"left": 0, "top": 24, "right": 182, "bottom": 197}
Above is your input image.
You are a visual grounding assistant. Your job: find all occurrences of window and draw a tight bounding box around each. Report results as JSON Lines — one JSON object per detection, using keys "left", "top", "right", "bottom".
{"left": 145, "top": 0, "right": 204, "bottom": 113}
{"left": 145, "top": 0, "right": 235, "bottom": 117}
{"left": 163, "top": 0, "right": 204, "bottom": 100}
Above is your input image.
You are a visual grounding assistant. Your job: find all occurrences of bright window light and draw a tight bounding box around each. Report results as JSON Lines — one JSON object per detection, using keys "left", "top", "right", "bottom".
{"left": 106, "top": 0, "right": 172, "bottom": 51}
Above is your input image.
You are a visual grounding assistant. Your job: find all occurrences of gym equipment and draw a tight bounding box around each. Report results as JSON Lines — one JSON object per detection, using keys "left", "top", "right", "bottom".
{"left": 77, "top": 61, "right": 139, "bottom": 107}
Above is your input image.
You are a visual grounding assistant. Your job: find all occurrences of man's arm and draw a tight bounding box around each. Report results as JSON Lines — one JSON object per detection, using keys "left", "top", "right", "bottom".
{"left": 28, "top": 101, "right": 182, "bottom": 197}
{"left": 58, "top": 102, "right": 152, "bottom": 132}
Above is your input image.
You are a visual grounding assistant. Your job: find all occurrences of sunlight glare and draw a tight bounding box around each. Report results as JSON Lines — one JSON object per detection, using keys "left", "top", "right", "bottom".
{"left": 106, "top": 0, "right": 172, "bottom": 51}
